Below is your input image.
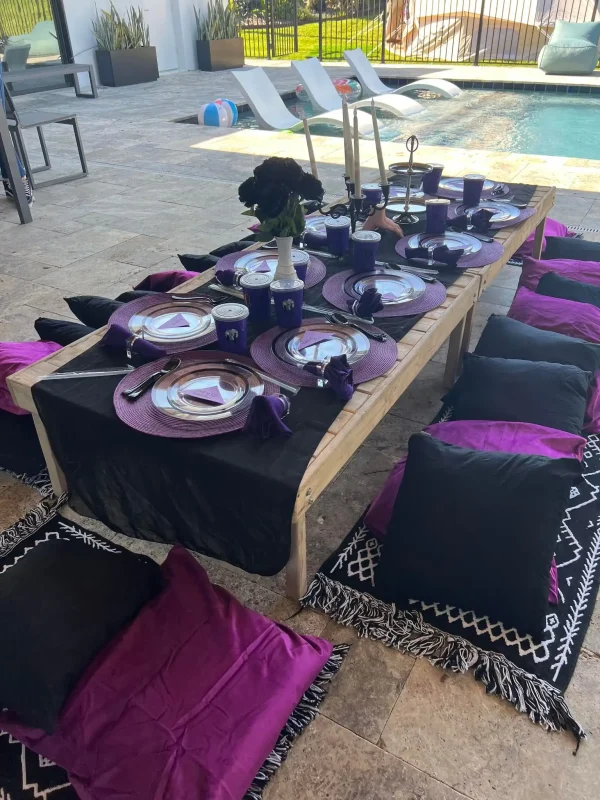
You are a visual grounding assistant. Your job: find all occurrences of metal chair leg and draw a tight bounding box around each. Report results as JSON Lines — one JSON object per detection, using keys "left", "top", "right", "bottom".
{"left": 30, "top": 118, "right": 88, "bottom": 189}
{"left": 31, "top": 126, "right": 51, "bottom": 174}
{"left": 72, "top": 117, "right": 88, "bottom": 178}
{"left": 11, "top": 126, "right": 36, "bottom": 189}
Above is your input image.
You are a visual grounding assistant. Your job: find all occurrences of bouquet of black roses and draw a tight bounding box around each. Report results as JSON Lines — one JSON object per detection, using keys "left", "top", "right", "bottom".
{"left": 238, "top": 157, "right": 324, "bottom": 241}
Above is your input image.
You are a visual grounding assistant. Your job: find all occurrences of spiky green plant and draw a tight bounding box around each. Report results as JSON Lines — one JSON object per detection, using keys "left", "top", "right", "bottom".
{"left": 92, "top": 3, "right": 150, "bottom": 51}
{"left": 195, "top": 0, "right": 240, "bottom": 41}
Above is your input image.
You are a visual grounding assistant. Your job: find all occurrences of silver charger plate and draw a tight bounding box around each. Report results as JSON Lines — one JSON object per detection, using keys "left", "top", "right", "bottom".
{"left": 348, "top": 268, "right": 426, "bottom": 305}
{"left": 152, "top": 361, "right": 264, "bottom": 421}
{"left": 234, "top": 249, "right": 309, "bottom": 276}
{"left": 460, "top": 201, "right": 520, "bottom": 223}
{"left": 407, "top": 231, "right": 482, "bottom": 255}
{"left": 274, "top": 323, "right": 370, "bottom": 367}
{"left": 128, "top": 299, "right": 215, "bottom": 343}
{"left": 439, "top": 177, "right": 496, "bottom": 193}
{"left": 389, "top": 186, "right": 425, "bottom": 200}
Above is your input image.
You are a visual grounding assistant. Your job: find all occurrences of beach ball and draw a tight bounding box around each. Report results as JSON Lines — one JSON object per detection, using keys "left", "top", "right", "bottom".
{"left": 295, "top": 83, "right": 309, "bottom": 102}
{"left": 333, "top": 78, "right": 362, "bottom": 103}
{"left": 198, "top": 98, "right": 238, "bottom": 127}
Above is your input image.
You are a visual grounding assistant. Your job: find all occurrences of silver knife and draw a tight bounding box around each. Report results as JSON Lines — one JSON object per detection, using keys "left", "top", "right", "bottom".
{"left": 41, "top": 367, "right": 134, "bottom": 381}
{"left": 223, "top": 358, "right": 299, "bottom": 395}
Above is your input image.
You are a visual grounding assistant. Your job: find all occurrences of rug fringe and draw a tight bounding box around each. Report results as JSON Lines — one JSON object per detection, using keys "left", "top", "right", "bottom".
{"left": 0, "top": 467, "right": 53, "bottom": 497}
{"left": 243, "top": 643, "right": 350, "bottom": 800}
{"left": 302, "top": 573, "right": 586, "bottom": 745}
{"left": 0, "top": 491, "right": 67, "bottom": 560}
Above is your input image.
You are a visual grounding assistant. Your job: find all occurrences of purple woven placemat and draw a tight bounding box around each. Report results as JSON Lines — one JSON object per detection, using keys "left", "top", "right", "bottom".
{"left": 447, "top": 202, "right": 535, "bottom": 230}
{"left": 395, "top": 235, "right": 505, "bottom": 270}
{"left": 108, "top": 294, "right": 217, "bottom": 354}
{"left": 322, "top": 270, "right": 447, "bottom": 318}
{"left": 215, "top": 251, "right": 327, "bottom": 290}
{"left": 114, "top": 351, "right": 278, "bottom": 439}
{"left": 250, "top": 318, "right": 398, "bottom": 388}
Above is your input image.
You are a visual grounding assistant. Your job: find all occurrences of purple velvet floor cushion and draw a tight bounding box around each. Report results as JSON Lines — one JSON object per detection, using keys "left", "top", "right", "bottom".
{"left": 516, "top": 218, "right": 575, "bottom": 259}
{"left": 364, "top": 420, "right": 586, "bottom": 539}
{"left": 474, "top": 314, "right": 600, "bottom": 432}
{"left": 520, "top": 255, "right": 600, "bottom": 291}
{"left": 2, "top": 543, "right": 335, "bottom": 800}
{"left": 509, "top": 286, "right": 600, "bottom": 345}
{"left": 376, "top": 434, "right": 581, "bottom": 640}
{"left": 537, "top": 271, "right": 600, "bottom": 309}
{"left": 444, "top": 353, "right": 592, "bottom": 436}
{"left": 0, "top": 341, "right": 61, "bottom": 415}
{"left": 134, "top": 270, "right": 198, "bottom": 292}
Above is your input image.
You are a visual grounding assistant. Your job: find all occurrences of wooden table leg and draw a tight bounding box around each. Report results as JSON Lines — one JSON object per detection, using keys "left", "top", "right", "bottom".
{"left": 444, "top": 306, "right": 475, "bottom": 388}
{"left": 31, "top": 411, "right": 67, "bottom": 496}
{"left": 286, "top": 512, "right": 307, "bottom": 600}
{"left": 531, "top": 215, "right": 547, "bottom": 259}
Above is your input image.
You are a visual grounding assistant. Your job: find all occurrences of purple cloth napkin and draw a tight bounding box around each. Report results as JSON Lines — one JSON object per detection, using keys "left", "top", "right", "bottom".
{"left": 304, "top": 354, "right": 354, "bottom": 402}
{"left": 348, "top": 287, "right": 383, "bottom": 319}
{"left": 244, "top": 395, "right": 292, "bottom": 439}
{"left": 215, "top": 269, "right": 236, "bottom": 287}
{"left": 451, "top": 207, "right": 495, "bottom": 233}
{"left": 101, "top": 324, "right": 166, "bottom": 361}
{"left": 405, "top": 244, "right": 464, "bottom": 268}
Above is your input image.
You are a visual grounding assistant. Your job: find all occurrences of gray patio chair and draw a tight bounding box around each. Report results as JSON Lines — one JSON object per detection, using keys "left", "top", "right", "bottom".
{"left": 4, "top": 84, "right": 87, "bottom": 189}
{"left": 3, "top": 44, "right": 31, "bottom": 73}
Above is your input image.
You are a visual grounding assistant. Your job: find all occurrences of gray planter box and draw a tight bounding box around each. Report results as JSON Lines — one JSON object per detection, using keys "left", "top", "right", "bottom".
{"left": 196, "top": 38, "right": 244, "bottom": 71}
{"left": 96, "top": 46, "right": 159, "bottom": 87}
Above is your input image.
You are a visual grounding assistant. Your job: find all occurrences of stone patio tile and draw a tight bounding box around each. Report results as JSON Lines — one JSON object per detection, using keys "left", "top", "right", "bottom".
{"left": 93, "top": 235, "right": 176, "bottom": 269}
{"left": 0, "top": 482, "right": 42, "bottom": 530}
{"left": 263, "top": 713, "right": 469, "bottom": 800}
{"left": 479, "top": 284, "right": 516, "bottom": 308}
{"left": 30, "top": 179, "right": 128, "bottom": 208}
{"left": 389, "top": 360, "right": 446, "bottom": 425}
{"left": 0, "top": 273, "right": 39, "bottom": 307}
{"left": 35, "top": 255, "right": 144, "bottom": 293}
{"left": 0, "top": 203, "right": 92, "bottom": 229}
{"left": 21, "top": 226, "right": 140, "bottom": 268}
{"left": 268, "top": 598, "right": 330, "bottom": 637}
{"left": 318, "top": 622, "right": 415, "bottom": 743}
{"left": 379, "top": 655, "right": 600, "bottom": 800}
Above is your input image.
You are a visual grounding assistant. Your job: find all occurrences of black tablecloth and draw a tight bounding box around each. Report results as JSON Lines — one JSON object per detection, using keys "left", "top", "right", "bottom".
{"left": 31, "top": 186, "right": 535, "bottom": 575}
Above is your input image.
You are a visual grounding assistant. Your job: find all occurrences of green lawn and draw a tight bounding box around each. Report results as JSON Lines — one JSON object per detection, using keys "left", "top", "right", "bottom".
{"left": 243, "top": 17, "right": 389, "bottom": 61}
{"left": 0, "top": 0, "right": 52, "bottom": 38}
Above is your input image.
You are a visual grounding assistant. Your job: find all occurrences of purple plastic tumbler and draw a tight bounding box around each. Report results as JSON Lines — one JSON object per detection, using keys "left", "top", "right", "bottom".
{"left": 425, "top": 198, "right": 451, "bottom": 235}
{"left": 421, "top": 163, "right": 444, "bottom": 195}
{"left": 240, "top": 272, "right": 272, "bottom": 323}
{"left": 212, "top": 303, "right": 249, "bottom": 354}
{"left": 352, "top": 230, "right": 381, "bottom": 272}
{"left": 271, "top": 278, "right": 304, "bottom": 329}
{"left": 293, "top": 250, "right": 310, "bottom": 282}
{"left": 325, "top": 215, "right": 351, "bottom": 257}
{"left": 361, "top": 183, "right": 383, "bottom": 204}
{"left": 463, "top": 174, "right": 486, "bottom": 207}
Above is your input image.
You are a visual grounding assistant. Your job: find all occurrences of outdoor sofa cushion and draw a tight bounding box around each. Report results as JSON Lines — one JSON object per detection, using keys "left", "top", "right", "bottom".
{"left": 509, "top": 287, "right": 600, "bottom": 344}
{"left": 538, "top": 21, "right": 600, "bottom": 75}
{"left": 519, "top": 256, "right": 600, "bottom": 291}
{"left": 544, "top": 236, "right": 600, "bottom": 263}
{"left": 376, "top": 433, "right": 581, "bottom": 640}
{"left": 64, "top": 296, "right": 123, "bottom": 329}
{"left": 34, "top": 318, "right": 94, "bottom": 346}
{"left": 537, "top": 271, "right": 600, "bottom": 309}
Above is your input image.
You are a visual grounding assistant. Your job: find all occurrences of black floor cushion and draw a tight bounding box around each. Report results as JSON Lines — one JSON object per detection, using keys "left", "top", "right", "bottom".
{"left": 0, "top": 528, "right": 163, "bottom": 733}
{"left": 536, "top": 271, "right": 600, "bottom": 310}
{"left": 64, "top": 296, "right": 123, "bottom": 329}
{"left": 543, "top": 236, "right": 600, "bottom": 263}
{"left": 34, "top": 318, "right": 95, "bottom": 346}
{"left": 445, "top": 353, "right": 592, "bottom": 435}
{"left": 475, "top": 314, "right": 600, "bottom": 374}
{"left": 377, "top": 433, "right": 582, "bottom": 640}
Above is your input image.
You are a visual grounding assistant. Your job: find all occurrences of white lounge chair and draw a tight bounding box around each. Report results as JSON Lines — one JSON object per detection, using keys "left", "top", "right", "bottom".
{"left": 232, "top": 67, "right": 374, "bottom": 136}
{"left": 344, "top": 48, "right": 462, "bottom": 99}
{"left": 292, "top": 58, "right": 424, "bottom": 118}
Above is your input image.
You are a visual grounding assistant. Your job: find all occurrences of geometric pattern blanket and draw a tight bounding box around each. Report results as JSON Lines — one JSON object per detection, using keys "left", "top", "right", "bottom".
{"left": 303, "top": 433, "right": 600, "bottom": 745}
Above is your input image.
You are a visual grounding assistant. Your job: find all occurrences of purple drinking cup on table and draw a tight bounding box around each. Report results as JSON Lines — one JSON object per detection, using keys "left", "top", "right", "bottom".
{"left": 240, "top": 272, "right": 272, "bottom": 324}
{"left": 352, "top": 230, "right": 381, "bottom": 272}
{"left": 463, "top": 174, "right": 486, "bottom": 207}
{"left": 421, "top": 163, "right": 444, "bottom": 195}
{"left": 325, "top": 215, "right": 351, "bottom": 257}
{"left": 271, "top": 278, "right": 304, "bottom": 329}
{"left": 425, "top": 198, "right": 451, "bottom": 235}
{"left": 293, "top": 250, "right": 310, "bottom": 282}
{"left": 361, "top": 183, "right": 383, "bottom": 204}
{"left": 212, "top": 303, "right": 249, "bottom": 354}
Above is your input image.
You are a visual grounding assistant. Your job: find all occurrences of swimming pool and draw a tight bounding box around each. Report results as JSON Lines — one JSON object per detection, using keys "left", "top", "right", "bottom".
{"left": 237, "top": 88, "right": 600, "bottom": 161}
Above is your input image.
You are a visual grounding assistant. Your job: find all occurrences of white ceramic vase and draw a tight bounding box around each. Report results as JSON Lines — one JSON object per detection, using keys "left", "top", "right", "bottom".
{"left": 273, "top": 235, "right": 296, "bottom": 282}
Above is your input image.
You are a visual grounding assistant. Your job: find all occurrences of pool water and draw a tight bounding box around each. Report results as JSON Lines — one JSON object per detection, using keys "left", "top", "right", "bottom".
{"left": 237, "top": 88, "right": 600, "bottom": 161}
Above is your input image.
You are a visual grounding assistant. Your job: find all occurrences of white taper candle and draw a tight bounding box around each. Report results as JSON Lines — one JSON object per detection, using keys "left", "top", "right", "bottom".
{"left": 353, "top": 109, "right": 361, "bottom": 196}
{"left": 302, "top": 118, "right": 319, "bottom": 179}
{"left": 342, "top": 100, "right": 353, "bottom": 180}
{"left": 371, "top": 99, "right": 387, "bottom": 188}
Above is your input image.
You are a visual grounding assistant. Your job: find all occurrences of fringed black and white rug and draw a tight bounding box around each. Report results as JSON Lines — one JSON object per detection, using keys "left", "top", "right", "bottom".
{"left": 303, "top": 433, "right": 600, "bottom": 744}
{"left": 0, "top": 495, "right": 348, "bottom": 800}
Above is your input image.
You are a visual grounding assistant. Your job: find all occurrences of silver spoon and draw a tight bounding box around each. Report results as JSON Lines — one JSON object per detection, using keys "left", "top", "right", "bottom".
{"left": 327, "top": 311, "right": 387, "bottom": 342}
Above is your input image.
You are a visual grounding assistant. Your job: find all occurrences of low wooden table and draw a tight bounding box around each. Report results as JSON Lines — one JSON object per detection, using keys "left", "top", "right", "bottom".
{"left": 7, "top": 185, "right": 555, "bottom": 599}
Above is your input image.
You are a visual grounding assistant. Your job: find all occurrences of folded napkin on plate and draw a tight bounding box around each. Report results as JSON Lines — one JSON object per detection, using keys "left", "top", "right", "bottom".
{"left": 304, "top": 354, "right": 354, "bottom": 402}
{"left": 215, "top": 268, "right": 237, "bottom": 287}
{"left": 101, "top": 324, "right": 166, "bottom": 361}
{"left": 451, "top": 207, "right": 495, "bottom": 233}
{"left": 134, "top": 270, "right": 198, "bottom": 292}
{"left": 405, "top": 244, "right": 464, "bottom": 268}
{"left": 244, "top": 395, "right": 292, "bottom": 439}
{"left": 348, "top": 287, "right": 383, "bottom": 319}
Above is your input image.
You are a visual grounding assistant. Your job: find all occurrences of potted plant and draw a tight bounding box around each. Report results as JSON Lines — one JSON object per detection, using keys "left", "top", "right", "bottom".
{"left": 92, "top": 4, "right": 159, "bottom": 87}
{"left": 195, "top": 0, "right": 244, "bottom": 72}
{"left": 238, "top": 157, "right": 323, "bottom": 281}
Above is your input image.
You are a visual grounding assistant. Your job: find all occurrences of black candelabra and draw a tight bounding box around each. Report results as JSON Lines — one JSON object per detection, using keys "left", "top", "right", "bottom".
{"left": 315, "top": 175, "right": 391, "bottom": 233}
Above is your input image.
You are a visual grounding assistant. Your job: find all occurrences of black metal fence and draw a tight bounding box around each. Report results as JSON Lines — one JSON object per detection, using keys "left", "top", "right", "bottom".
{"left": 0, "top": 0, "right": 52, "bottom": 40}
{"left": 241, "top": 0, "right": 600, "bottom": 65}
